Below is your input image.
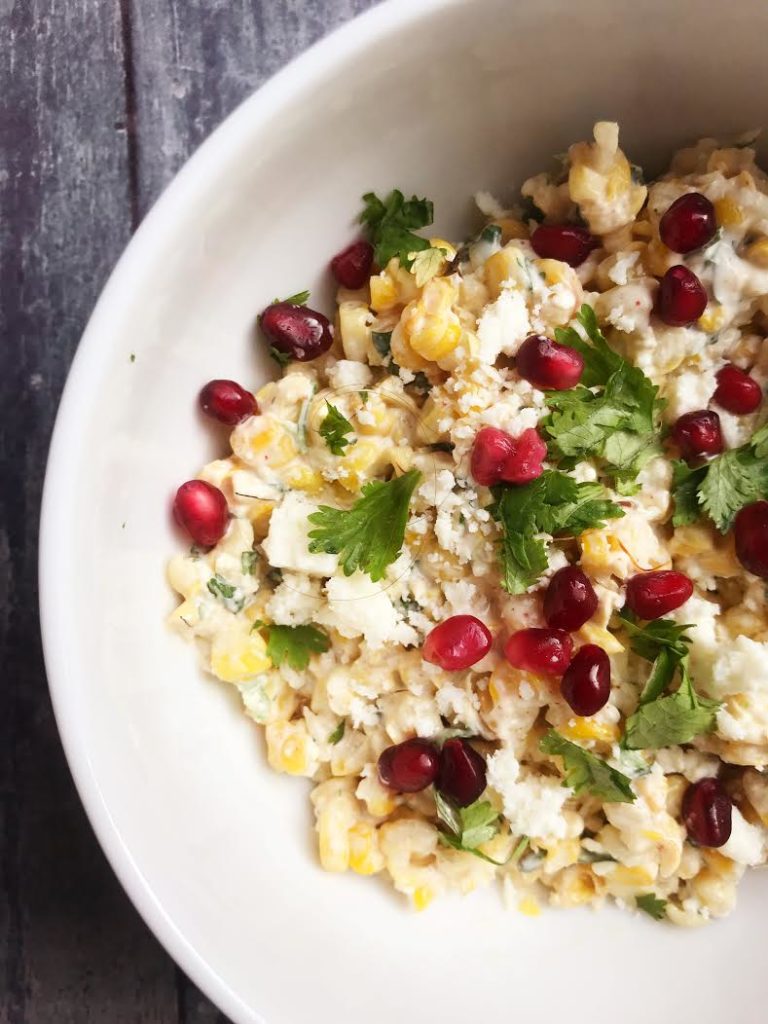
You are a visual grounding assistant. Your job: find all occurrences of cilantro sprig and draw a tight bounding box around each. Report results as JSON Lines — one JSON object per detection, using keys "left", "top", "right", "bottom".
{"left": 359, "top": 190, "right": 433, "bottom": 269}
{"left": 636, "top": 893, "right": 668, "bottom": 921}
{"left": 489, "top": 470, "right": 624, "bottom": 594}
{"left": 544, "top": 306, "right": 664, "bottom": 487}
{"left": 539, "top": 731, "right": 636, "bottom": 803}
{"left": 319, "top": 402, "right": 354, "bottom": 455}
{"left": 207, "top": 574, "right": 245, "bottom": 612}
{"left": 671, "top": 423, "right": 768, "bottom": 532}
{"left": 261, "top": 623, "right": 330, "bottom": 671}
{"left": 308, "top": 469, "right": 421, "bottom": 581}
{"left": 435, "top": 793, "right": 529, "bottom": 867}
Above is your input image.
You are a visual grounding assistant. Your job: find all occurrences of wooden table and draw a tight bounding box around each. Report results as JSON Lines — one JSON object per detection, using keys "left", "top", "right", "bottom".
{"left": 0, "top": 2, "right": 377, "bottom": 1019}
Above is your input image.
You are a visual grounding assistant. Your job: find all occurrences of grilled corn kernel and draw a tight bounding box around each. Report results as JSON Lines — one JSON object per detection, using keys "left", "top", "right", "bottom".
{"left": 746, "top": 237, "right": 768, "bottom": 268}
{"left": 285, "top": 466, "right": 324, "bottom": 494}
{"left": 245, "top": 499, "right": 275, "bottom": 537}
{"left": 210, "top": 625, "right": 271, "bottom": 683}
{"left": 412, "top": 885, "right": 434, "bottom": 912}
{"left": 337, "top": 439, "right": 389, "bottom": 492}
{"left": 338, "top": 300, "right": 373, "bottom": 361}
{"left": 349, "top": 823, "right": 384, "bottom": 876}
{"left": 168, "top": 597, "right": 200, "bottom": 631}
{"left": 484, "top": 247, "right": 524, "bottom": 299}
{"left": 266, "top": 720, "right": 317, "bottom": 777}
{"left": 714, "top": 197, "right": 743, "bottom": 228}
{"left": 370, "top": 271, "right": 398, "bottom": 312}
{"left": 698, "top": 304, "right": 726, "bottom": 333}
{"left": 577, "top": 622, "right": 624, "bottom": 654}
{"left": 402, "top": 278, "right": 461, "bottom": 361}
{"left": 317, "top": 811, "right": 350, "bottom": 872}
{"left": 561, "top": 716, "right": 620, "bottom": 744}
{"left": 355, "top": 401, "right": 395, "bottom": 436}
{"left": 245, "top": 420, "right": 297, "bottom": 468}
{"left": 496, "top": 217, "right": 529, "bottom": 242}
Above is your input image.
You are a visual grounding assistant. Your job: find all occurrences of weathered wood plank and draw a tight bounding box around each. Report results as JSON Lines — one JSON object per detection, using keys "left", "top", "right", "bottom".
{"left": 130, "top": 0, "right": 378, "bottom": 216}
{"left": 0, "top": 1, "right": 178, "bottom": 1021}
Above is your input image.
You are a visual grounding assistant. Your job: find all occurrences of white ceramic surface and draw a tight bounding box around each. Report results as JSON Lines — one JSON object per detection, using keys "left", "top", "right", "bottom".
{"left": 40, "top": 1, "right": 768, "bottom": 1021}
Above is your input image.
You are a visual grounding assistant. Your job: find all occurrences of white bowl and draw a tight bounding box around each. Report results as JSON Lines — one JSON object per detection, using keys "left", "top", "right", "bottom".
{"left": 41, "top": 1, "right": 768, "bottom": 1021}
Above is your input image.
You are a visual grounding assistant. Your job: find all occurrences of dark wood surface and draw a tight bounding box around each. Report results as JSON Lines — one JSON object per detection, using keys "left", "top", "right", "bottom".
{"left": 0, "top": 2, "right": 377, "bottom": 1020}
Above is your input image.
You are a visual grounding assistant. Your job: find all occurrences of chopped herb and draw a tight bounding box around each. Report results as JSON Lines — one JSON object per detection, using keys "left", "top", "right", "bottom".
{"left": 540, "top": 731, "right": 636, "bottom": 803}
{"left": 269, "top": 346, "right": 292, "bottom": 368}
{"left": 480, "top": 223, "right": 503, "bottom": 244}
{"left": 428, "top": 442, "right": 455, "bottom": 454}
{"left": 129, "top": 353, "right": 136, "bottom": 363}
{"left": 319, "top": 402, "right": 354, "bottom": 455}
{"left": 206, "top": 574, "right": 245, "bottom": 612}
{"left": 273, "top": 289, "right": 310, "bottom": 306}
{"left": 241, "top": 550, "right": 260, "bottom": 575}
{"left": 328, "top": 720, "right": 346, "bottom": 745}
{"left": 671, "top": 460, "right": 707, "bottom": 527}
{"left": 359, "top": 189, "right": 434, "bottom": 269}
{"left": 359, "top": 390, "right": 369, "bottom": 404}
{"left": 371, "top": 330, "right": 393, "bottom": 357}
{"left": 308, "top": 469, "right": 421, "bottom": 582}
{"left": 489, "top": 471, "right": 624, "bottom": 594}
{"left": 407, "top": 371, "right": 430, "bottom": 393}
{"left": 618, "top": 612, "right": 693, "bottom": 664}
{"left": 636, "top": 893, "right": 668, "bottom": 920}
{"left": 623, "top": 660, "right": 720, "bottom": 750}
{"left": 435, "top": 793, "right": 526, "bottom": 866}
{"left": 263, "top": 624, "right": 330, "bottom": 670}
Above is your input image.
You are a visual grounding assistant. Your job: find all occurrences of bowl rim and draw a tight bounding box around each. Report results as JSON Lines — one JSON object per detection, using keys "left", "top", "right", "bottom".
{"left": 38, "top": 1, "right": 458, "bottom": 1020}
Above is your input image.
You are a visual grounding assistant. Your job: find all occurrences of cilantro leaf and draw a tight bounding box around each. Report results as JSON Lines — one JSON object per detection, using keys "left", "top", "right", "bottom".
{"left": 489, "top": 472, "right": 624, "bottom": 594}
{"left": 618, "top": 612, "right": 693, "bottom": 663}
{"left": 752, "top": 422, "right": 768, "bottom": 459}
{"left": 241, "top": 550, "right": 259, "bottom": 575}
{"left": 671, "top": 460, "right": 707, "bottom": 527}
{"left": 319, "top": 402, "right": 354, "bottom": 455}
{"left": 623, "top": 661, "right": 720, "bottom": 750}
{"left": 698, "top": 446, "right": 768, "bottom": 531}
{"left": 207, "top": 574, "right": 245, "bottom": 612}
{"left": 435, "top": 793, "right": 527, "bottom": 867}
{"left": 274, "top": 289, "right": 310, "bottom": 306}
{"left": 554, "top": 305, "right": 623, "bottom": 388}
{"left": 636, "top": 893, "right": 668, "bottom": 920}
{"left": 263, "top": 624, "right": 330, "bottom": 670}
{"left": 409, "top": 245, "right": 449, "bottom": 287}
{"left": 308, "top": 469, "right": 421, "bottom": 581}
{"left": 539, "top": 730, "right": 636, "bottom": 803}
{"left": 328, "top": 720, "right": 346, "bottom": 745}
{"left": 360, "top": 189, "right": 434, "bottom": 269}
{"left": 269, "top": 346, "right": 292, "bottom": 368}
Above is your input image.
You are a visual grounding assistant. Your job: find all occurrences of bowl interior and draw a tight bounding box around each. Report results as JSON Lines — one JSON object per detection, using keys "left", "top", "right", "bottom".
{"left": 42, "top": 1, "right": 768, "bottom": 1021}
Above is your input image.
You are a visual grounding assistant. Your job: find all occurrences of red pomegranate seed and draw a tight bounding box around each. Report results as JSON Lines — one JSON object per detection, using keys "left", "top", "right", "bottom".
{"left": 260, "top": 301, "right": 333, "bottom": 362}
{"left": 682, "top": 777, "right": 732, "bottom": 847}
{"left": 500, "top": 427, "right": 547, "bottom": 484}
{"left": 504, "top": 628, "right": 573, "bottom": 676}
{"left": 656, "top": 265, "right": 708, "bottom": 327}
{"left": 173, "top": 480, "right": 229, "bottom": 547}
{"left": 672, "top": 410, "right": 723, "bottom": 460}
{"left": 330, "top": 240, "right": 375, "bottom": 289}
{"left": 734, "top": 500, "right": 768, "bottom": 578}
{"left": 624, "top": 570, "right": 693, "bottom": 620}
{"left": 543, "top": 566, "right": 598, "bottom": 631}
{"left": 659, "top": 193, "right": 717, "bottom": 254}
{"left": 530, "top": 224, "right": 597, "bottom": 267}
{"left": 560, "top": 644, "right": 611, "bottom": 716}
{"left": 437, "top": 738, "right": 487, "bottom": 807}
{"left": 516, "top": 334, "right": 584, "bottom": 390}
{"left": 199, "top": 379, "right": 257, "bottom": 426}
{"left": 378, "top": 739, "right": 440, "bottom": 793}
{"left": 470, "top": 427, "right": 546, "bottom": 486}
{"left": 714, "top": 364, "right": 763, "bottom": 415}
{"left": 422, "top": 615, "right": 492, "bottom": 670}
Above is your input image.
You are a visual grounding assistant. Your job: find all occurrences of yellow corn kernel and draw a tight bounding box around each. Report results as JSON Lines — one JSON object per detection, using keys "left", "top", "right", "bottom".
{"left": 428, "top": 236, "right": 458, "bottom": 261}
{"left": 561, "top": 716, "right": 620, "bottom": 745}
{"left": 168, "top": 597, "right": 200, "bottom": 630}
{"left": 613, "top": 865, "right": 655, "bottom": 888}
{"left": 495, "top": 217, "right": 529, "bottom": 242}
{"left": 642, "top": 238, "right": 674, "bottom": 277}
{"left": 338, "top": 300, "right": 373, "bottom": 361}
{"left": 543, "top": 838, "right": 581, "bottom": 871}
{"left": 285, "top": 466, "right": 324, "bottom": 494}
{"left": 318, "top": 813, "right": 350, "bottom": 872}
{"left": 746, "top": 237, "right": 768, "bottom": 268}
{"left": 409, "top": 319, "right": 461, "bottom": 360}
{"left": 247, "top": 421, "right": 297, "bottom": 468}
{"left": 210, "top": 626, "right": 271, "bottom": 683}
{"left": 698, "top": 304, "right": 726, "bottom": 333}
{"left": 518, "top": 896, "right": 541, "bottom": 917}
{"left": 484, "top": 247, "right": 522, "bottom": 299}
{"left": 412, "top": 886, "right": 434, "bottom": 912}
{"left": 266, "top": 720, "right": 314, "bottom": 776}
{"left": 577, "top": 622, "right": 624, "bottom": 654}
{"left": 244, "top": 499, "right": 274, "bottom": 538}
{"left": 337, "top": 439, "right": 388, "bottom": 492}
{"left": 714, "top": 197, "right": 743, "bottom": 228}
{"left": 356, "top": 402, "right": 395, "bottom": 436}
{"left": 348, "top": 823, "right": 384, "bottom": 876}
{"left": 255, "top": 381, "right": 278, "bottom": 406}
{"left": 668, "top": 524, "right": 714, "bottom": 558}
{"left": 370, "top": 271, "right": 398, "bottom": 312}
{"left": 535, "top": 258, "right": 570, "bottom": 287}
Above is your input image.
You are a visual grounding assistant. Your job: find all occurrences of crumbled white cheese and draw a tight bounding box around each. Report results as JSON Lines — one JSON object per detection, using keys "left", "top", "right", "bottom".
{"left": 663, "top": 367, "right": 719, "bottom": 420}
{"left": 476, "top": 288, "right": 530, "bottom": 362}
{"left": 486, "top": 747, "right": 571, "bottom": 839}
{"left": 709, "top": 635, "right": 768, "bottom": 697}
{"left": 720, "top": 807, "right": 768, "bottom": 866}
{"left": 327, "top": 359, "right": 372, "bottom": 391}
{"left": 441, "top": 579, "right": 490, "bottom": 618}
{"left": 262, "top": 492, "right": 338, "bottom": 576}
{"left": 317, "top": 571, "right": 417, "bottom": 649}
{"left": 266, "top": 573, "right": 322, "bottom": 625}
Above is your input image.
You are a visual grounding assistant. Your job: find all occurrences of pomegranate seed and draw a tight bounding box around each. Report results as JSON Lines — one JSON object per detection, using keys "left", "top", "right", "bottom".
{"left": 516, "top": 334, "right": 584, "bottom": 390}
{"left": 260, "top": 301, "right": 333, "bottom": 362}
{"left": 561, "top": 644, "right": 611, "bottom": 717}
{"left": 624, "top": 570, "right": 693, "bottom": 620}
{"left": 199, "top": 379, "right": 257, "bottom": 426}
{"left": 659, "top": 193, "right": 717, "bottom": 254}
{"left": 530, "top": 224, "right": 597, "bottom": 267}
{"left": 173, "top": 480, "right": 229, "bottom": 547}
{"left": 437, "top": 738, "right": 487, "bottom": 807}
{"left": 543, "top": 566, "right": 598, "bottom": 631}
{"left": 330, "top": 240, "right": 375, "bottom": 289}
{"left": 378, "top": 739, "right": 439, "bottom": 793}
{"left": 682, "top": 777, "right": 732, "bottom": 847}
{"left": 656, "top": 265, "right": 708, "bottom": 327}
{"left": 672, "top": 410, "right": 723, "bottom": 460}
{"left": 422, "top": 615, "right": 492, "bottom": 670}
{"left": 504, "top": 628, "right": 573, "bottom": 676}
{"left": 470, "top": 427, "right": 546, "bottom": 486}
{"left": 734, "top": 500, "right": 768, "bottom": 578}
{"left": 714, "top": 364, "right": 763, "bottom": 415}
{"left": 501, "top": 428, "right": 547, "bottom": 484}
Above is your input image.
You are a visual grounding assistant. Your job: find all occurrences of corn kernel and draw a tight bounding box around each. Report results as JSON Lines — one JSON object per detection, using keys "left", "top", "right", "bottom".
{"left": 412, "top": 886, "right": 434, "bottom": 912}
{"left": 495, "top": 217, "right": 529, "bottom": 242}
{"left": 577, "top": 622, "right": 624, "bottom": 654}
{"left": 247, "top": 420, "right": 297, "bottom": 468}
{"left": 318, "top": 813, "right": 350, "bottom": 872}
{"left": 244, "top": 499, "right": 274, "bottom": 538}
{"left": 561, "top": 716, "right": 620, "bottom": 744}
{"left": 714, "top": 197, "right": 743, "bottom": 228}
{"left": 613, "top": 865, "right": 655, "bottom": 887}
{"left": 370, "top": 272, "right": 398, "bottom": 312}
{"left": 337, "top": 439, "right": 388, "bottom": 492}
{"left": 484, "top": 247, "right": 523, "bottom": 299}
{"left": 168, "top": 597, "right": 200, "bottom": 630}
{"left": 518, "top": 896, "right": 541, "bottom": 917}
{"left": 428, "top": 236, "right": 458, "bottom": 261}
{"left": 266, "top": 720, "right": 315, "bottom": 776}
{"left": 698, "top": 304, "right": 726, "bottom": 334}
{"left": 349, "top": 823, "right": 383, "bottom": 876}
{"left": 285, "top": 466, "right": 324, "bottom": 494}
{"left": 355, "top": 402, "right": 395, "bottom": 436}
{"left": 746, "top": 237, "right": 768, "bottom": 268}
{"left": 338, "top": 300, "right": 373, "bottom": 361}
{"left": 210, "top": 626, "right": 271, "bottom": 683}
